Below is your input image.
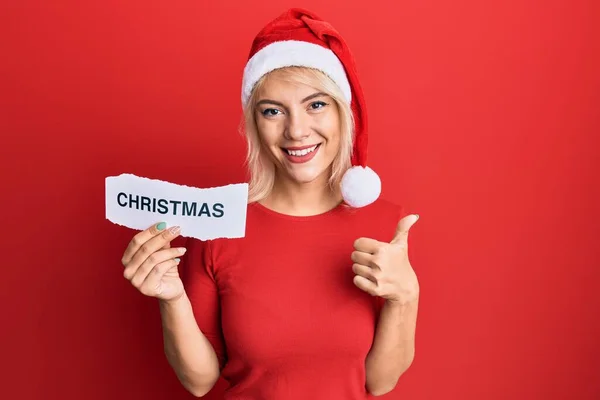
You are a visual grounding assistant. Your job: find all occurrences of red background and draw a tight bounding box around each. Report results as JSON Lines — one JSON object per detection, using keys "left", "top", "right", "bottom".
{"left": 1, "top": 0, "right": 599, "bottom": 399}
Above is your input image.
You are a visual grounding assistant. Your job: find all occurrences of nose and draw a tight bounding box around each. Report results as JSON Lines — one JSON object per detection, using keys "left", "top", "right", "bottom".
{"left": 284, "top": 112, "right": 310, "bottom": 141}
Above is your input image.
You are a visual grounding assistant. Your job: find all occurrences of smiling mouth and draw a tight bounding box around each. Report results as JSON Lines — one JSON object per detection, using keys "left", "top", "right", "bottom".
{"left": 282, "top": 144, "right": 321, "bottom": 156}
{"left": 281, "top": 143, "right": 322, "bottom": 164}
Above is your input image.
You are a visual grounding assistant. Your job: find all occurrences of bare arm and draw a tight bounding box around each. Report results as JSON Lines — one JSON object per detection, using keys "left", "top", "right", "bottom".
{"left": 351, "top": 214, "right": 421, "bottom": 396}
{"left": 160, "top": 293, "right": 221, "bottom": 397}
{"left": 121, "top": 223, "right": 222, "bottom": 397}
{"left": 365, "top": 297, "right": 419, "bottom": 396}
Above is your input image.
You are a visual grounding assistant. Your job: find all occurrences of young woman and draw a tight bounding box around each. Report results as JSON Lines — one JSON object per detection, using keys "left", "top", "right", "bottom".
{"left": 120, "top": 8, "right": 420, "bottom": 399}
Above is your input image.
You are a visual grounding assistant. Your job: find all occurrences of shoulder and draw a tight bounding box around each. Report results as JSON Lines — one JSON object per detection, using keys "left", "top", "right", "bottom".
{"left": 336, "top": 197, "right": 407, "bottom": 243}
{"left": 352, "top": 197, "right": 406, "bottom": 220}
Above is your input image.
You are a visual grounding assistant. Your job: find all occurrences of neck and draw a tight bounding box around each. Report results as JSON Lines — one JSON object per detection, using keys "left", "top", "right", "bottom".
{"left": 260, "top": 171, "right": 342, "bottom": 216}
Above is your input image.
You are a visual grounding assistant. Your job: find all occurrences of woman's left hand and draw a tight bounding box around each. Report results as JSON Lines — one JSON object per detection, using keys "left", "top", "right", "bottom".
{"left": 351, "top": 214, "right": 420, "bottom": 305}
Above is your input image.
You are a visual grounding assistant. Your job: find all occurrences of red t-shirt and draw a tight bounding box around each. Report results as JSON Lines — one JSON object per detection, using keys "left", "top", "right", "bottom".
{"left": 181, "top": 199, "right": 406, "bottom": 399}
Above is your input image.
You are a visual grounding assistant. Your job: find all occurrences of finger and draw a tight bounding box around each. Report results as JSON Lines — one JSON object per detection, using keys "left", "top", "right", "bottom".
{"left": 351, "top": 250, "right": 376, "bottom": 269}
{"left": 352, "top": 263, "right": 377, "bottom": 283}
{"left": 122, "top": 222, "right": 168, "bottom": 266}
{"left": 353, "top": 237, "right": 383, "bottom": 254}
{"left": 353, "top": 275, "right": 378, "bottom": 296}
{"left": 126, "top": 245, "right": 186, "bottom": 285}
{"left": 126, "top": 226, "right": 181, "bottom": 272}
{"left": 139, "top": 258, "right": 181, "bottom": 297}
{"left": 391, "top": 214, "right": 419, "bottom": 245}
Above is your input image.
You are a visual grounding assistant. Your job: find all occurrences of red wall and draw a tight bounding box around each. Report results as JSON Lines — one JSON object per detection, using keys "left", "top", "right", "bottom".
{"left": 2, "top": 1, "right": 598, "bottom": 399}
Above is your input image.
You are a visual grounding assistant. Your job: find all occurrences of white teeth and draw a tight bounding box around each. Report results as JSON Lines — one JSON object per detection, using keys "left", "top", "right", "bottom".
{"left": 287, "top": 145, "right": 318, "bottom": 156}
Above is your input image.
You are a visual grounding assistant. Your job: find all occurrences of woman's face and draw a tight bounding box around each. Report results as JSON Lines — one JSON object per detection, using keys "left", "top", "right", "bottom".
{"left": 254, "top": 71, "right": 341, "bottom": 187}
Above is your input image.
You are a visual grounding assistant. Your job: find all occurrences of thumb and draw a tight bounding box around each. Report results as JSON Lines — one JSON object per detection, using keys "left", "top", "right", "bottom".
{"left": 391, "top": 214, "right": 419, "bottom": 245}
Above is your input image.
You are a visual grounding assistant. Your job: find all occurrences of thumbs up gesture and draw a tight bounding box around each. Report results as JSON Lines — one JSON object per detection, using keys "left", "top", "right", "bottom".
{"left": 351, "top": 214, "right": 420, "bottom": 305}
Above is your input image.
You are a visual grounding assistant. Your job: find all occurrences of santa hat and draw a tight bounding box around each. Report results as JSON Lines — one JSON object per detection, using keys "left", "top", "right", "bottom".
{"left": 241, "top": 8, "right": 381, "bottom": 208}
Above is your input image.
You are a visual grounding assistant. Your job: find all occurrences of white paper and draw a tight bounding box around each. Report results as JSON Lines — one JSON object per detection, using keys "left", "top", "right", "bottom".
{"left": 105, "top": 173, "right": 248, "bottom": 240}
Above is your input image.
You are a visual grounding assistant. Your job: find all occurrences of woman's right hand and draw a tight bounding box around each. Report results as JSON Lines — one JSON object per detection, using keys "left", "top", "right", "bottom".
{"left": 121, "top": 222, "right": 187, "bottom": 302}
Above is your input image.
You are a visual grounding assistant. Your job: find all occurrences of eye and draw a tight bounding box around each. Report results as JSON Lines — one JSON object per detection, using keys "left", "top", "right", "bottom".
{"left": 262, "top": 108, "right": 282, "bottom": 117}
{"left": 309, "top": 101, "right": 328, "bottom": 110}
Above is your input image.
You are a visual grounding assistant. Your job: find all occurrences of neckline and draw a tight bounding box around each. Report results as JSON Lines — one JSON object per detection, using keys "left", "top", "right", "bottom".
{"left": 251, "top": 201, "right": 347, "bottom": 221}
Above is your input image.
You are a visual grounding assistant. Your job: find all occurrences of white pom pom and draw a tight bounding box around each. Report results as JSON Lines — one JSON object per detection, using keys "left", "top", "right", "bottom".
{"left": 340, "top": 166, "right": 381, "bottom": 208}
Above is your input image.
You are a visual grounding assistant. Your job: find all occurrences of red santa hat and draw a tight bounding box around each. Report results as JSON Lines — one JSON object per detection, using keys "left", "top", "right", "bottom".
{"left": 241, "top": 8, "right": 381, "bottom": 208}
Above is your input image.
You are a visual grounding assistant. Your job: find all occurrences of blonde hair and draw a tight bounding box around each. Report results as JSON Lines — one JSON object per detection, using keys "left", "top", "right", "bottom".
{"left": 240, "top": 66, "right": 355, "bottom": 203}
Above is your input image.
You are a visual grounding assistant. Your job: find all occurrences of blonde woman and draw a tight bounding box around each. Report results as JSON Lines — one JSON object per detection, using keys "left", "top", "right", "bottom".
{"left": 120, "top": 8, "right": 420, "bottom": 399}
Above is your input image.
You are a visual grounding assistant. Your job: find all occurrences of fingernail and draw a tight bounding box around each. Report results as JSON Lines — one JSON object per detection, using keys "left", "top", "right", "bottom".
{"left": 175, "top": 258, "right": 181, "bottom": 263}
{"left": 157, "top": 222, "right": 166, "bottom": 231}
{"left": 179, "top": 247, "right": 187, "bottom": 254}
{"left": 169, "top": 226, "right": 181, "bottom": 235}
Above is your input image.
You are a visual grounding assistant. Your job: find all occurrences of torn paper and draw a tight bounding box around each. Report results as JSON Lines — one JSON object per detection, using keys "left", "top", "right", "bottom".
{"left": 105, "top": 173, "right": 248, "bottom": 240}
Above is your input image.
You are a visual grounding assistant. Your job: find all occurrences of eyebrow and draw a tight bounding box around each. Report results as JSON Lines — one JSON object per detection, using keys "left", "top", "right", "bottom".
{"left": 256, "top": 92, "right": 328, "bottom": 107}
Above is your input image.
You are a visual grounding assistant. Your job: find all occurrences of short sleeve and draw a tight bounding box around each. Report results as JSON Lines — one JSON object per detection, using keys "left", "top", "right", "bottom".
{"left": 179, "top": 237, "right": 227, "bottom": 369}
